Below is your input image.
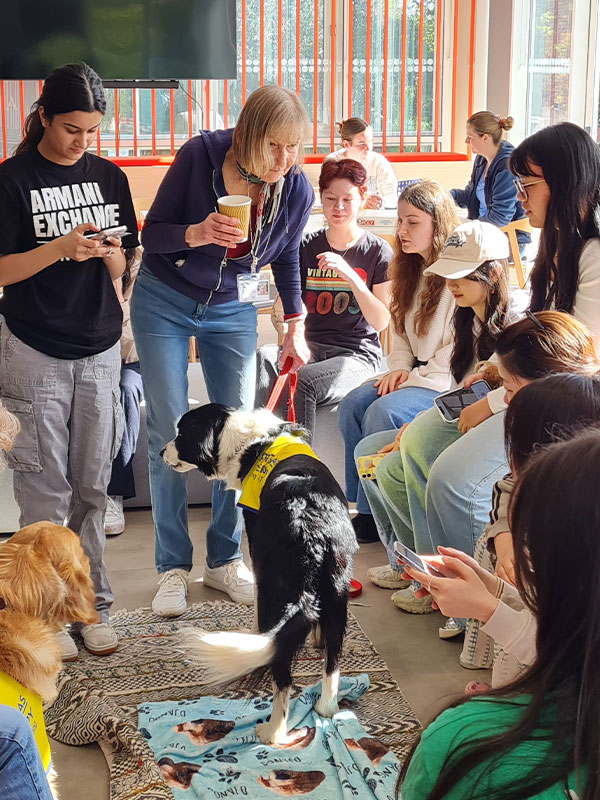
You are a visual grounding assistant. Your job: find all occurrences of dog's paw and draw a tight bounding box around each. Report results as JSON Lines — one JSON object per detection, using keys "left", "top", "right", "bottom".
{"left": 256, "top": 720, "right": 276, "bottom": 745}
{"left": 256, "top": 721, "right": 307, "bottom": 747}
{"left": 314, "top": 697, "right": 339, "bottom": 719}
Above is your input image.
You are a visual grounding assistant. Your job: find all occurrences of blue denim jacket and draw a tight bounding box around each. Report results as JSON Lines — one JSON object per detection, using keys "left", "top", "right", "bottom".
{"left": 451, "top": 140, "right": 531, "bottom": 247}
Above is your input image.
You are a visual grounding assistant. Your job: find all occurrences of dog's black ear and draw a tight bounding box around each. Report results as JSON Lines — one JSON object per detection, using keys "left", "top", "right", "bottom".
{"left": 178, "top": 404, "right": 231, "bottom": 476}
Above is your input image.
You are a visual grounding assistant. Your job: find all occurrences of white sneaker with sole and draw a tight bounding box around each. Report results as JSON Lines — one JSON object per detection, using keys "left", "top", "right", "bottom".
{"left": 80, "top": 623, "right": 118, "bottom": 656}
{"left": 439, "top": 617, "right": 465, "bottom": 639}
{"left": 56, "top": 628, "right": 78, "bottom": 662}
{"left": 152, "top": 569, "right": 189, "bottom": 617}
{"left": 367, "top": 564, "right": 410, "bottom": 590}
{"left": 203, "top": 560, "right": 255, "bottom": 605}
{"left": 105, "top": 495, "right": 125, "bottom": 536}
{"left": 391, "top": 584, "right": 436, "bottom": 614}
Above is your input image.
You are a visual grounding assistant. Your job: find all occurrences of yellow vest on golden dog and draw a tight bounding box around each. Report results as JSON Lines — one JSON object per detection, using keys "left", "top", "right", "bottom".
{"left": 0, "top": 670, "right": 52, "bottom": 773}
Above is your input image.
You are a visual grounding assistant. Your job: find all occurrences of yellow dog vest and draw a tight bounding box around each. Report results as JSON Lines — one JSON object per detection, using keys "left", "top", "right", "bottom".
{"left": 238, "top": 434, "right": 319, "bottom": 513}
{"left": 0, "top": 670, "right": 52, "bottom": 774}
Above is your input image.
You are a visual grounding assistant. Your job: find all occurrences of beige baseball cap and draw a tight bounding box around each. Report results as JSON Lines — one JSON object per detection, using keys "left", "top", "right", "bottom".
{"left": 423, "top": 220, "right": 510, "bottom": 280}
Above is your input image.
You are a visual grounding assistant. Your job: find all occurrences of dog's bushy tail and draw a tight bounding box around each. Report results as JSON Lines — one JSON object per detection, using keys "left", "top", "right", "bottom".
{"left": 182, "top": 629, "right": 276, "bottom": 686}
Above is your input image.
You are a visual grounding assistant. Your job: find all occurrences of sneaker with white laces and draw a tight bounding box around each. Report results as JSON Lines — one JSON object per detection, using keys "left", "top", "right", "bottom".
{"left": 203, "top": 560, "right": 255, "bottom": 605}
{"left": 105, "top": 495, "right": 125, "bottom": 536}
{"left": 152, "top": 569, "right": 189, "bottom": 617}
{"left": 367, "top": 564, "right": 411, "bottom": 590}
{"left": 80, "top": 622, "right": 118, "bottom": 656}
{"left": 56, "top": 628, "right": 79, "bottom": 662}
{"left": 391, "top": 583, "right": 436, "bottom": 614}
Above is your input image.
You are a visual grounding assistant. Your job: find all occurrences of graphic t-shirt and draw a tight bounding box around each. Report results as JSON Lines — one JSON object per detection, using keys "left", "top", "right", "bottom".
{"left": 0, "top": 148, "right": 139, "bottom": 359}
{"left": 300, "top": 229, "right": 392, "bottom": 361}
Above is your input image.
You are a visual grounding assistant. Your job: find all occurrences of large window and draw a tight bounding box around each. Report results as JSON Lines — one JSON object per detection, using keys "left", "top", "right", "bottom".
{"left": 1, "top": 0, "right": 476, "bottom": 162}
{"left": 526, "top": 0, "right": 573, "bottom": 134}
{"left": 207, "top": 0, "right": 449, "bottom": 154}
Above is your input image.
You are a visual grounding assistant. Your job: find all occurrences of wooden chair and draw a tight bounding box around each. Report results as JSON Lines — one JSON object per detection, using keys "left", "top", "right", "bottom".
{"left": 501, "top": 217, "right": 534, "bottom": 289}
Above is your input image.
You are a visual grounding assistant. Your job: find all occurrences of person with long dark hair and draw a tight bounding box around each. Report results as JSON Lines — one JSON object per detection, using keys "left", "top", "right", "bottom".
{"left": 337, "top": 180, "right": 458, "bottom": 552}
{"left": 393, "top": 124, "right": 600, "bottom": 624}
{"left": 0, "top": 63, "right": 139, "bottom": 658}
{"left": 398, "top": 427, "right": 600, "bottom": 800}
{"left": 256, "top": 158, "right": 392, "bottom": 435}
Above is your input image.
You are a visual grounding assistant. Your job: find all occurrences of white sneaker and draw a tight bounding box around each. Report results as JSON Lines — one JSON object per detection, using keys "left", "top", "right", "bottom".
{"left": 56, "top": 628, "right": 78, "bottom": 662}
{"left": 391, "top": 584, "right": 436, "bottom": 614}
{"left": 367, "top": 564, "right": 410, "bottom": 590}
{"left": 105, "top": 496, "right": 125, "bottom": 536}
{"left": 80, "top": 622, "right": 118, "bottom": 656}
{"left": 152, "top": 569, "right": 189, "bottom": 617}
{"left": 203, "top": 560, "right": 255, "bottom": 605}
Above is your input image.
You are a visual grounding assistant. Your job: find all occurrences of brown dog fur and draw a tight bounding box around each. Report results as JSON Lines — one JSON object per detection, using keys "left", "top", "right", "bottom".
{"left": 0, "top": 522, "right": 99, "bottom": 798}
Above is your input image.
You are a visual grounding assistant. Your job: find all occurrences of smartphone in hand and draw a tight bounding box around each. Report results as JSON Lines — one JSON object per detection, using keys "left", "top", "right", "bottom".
{"left": 434, "top": 379, "right": 490, "bottom": 423}
{"left": 393, "top": 541, "right": 445, "bottom": 578}
{"left": 84, "top": 225, "right": 131, "bottom": 243}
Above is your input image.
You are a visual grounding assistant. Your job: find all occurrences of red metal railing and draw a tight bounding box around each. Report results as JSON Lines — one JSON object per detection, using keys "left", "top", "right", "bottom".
{"left": 0, "top": 0, "right": 475, "bottom": 164}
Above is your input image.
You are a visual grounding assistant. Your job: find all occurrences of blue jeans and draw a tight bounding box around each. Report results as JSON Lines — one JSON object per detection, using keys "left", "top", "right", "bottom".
{"left": 131, "top": 265, "right": 258, "bottom": 572}
{"left": 376, "top": 407, "right": 507, "bottom": 557}
{"left": 0, "top": 706, "right": 53, "bottom": 800}
{"left": 338, "top": 381, "right": 438, "bottom": 513}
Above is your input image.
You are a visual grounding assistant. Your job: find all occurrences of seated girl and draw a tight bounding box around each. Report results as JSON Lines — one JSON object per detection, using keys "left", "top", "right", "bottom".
{"left": 325, "top": 117, "right": 397, "bottom": 209}
{"left": 337, "top": 180, "right": 459, "bottom": 548}
{"left": 454, "top": 372, "right": 600, "bottom": 685}
{"left": 353, "top": 220, "right": 515, "bottom": 592}
{"left": 398, "top": 428, "right": 600, "bottom": 800}
{"left": 389, "top": 311, "right": 599, "bottom": 631}
{"left": 256, "top": 158, "right": 392, "bottom": 435}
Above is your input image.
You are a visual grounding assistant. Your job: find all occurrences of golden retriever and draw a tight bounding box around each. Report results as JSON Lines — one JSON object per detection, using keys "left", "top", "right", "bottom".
{"left": 0, "top": 521, "right": 99, "bottom": 798}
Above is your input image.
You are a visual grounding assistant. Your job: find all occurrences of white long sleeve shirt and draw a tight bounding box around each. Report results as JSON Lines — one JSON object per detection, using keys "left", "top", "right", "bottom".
{"left": 384, "top": 281, "right": 457, "bottom": 393}
{"left": 486, "top": 237, "right": 600, "bottom": 414}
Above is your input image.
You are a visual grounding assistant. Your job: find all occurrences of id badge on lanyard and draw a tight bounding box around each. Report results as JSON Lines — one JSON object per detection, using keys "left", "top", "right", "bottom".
{"left": 237, "top": 184, "right": 272, "bottom": 303}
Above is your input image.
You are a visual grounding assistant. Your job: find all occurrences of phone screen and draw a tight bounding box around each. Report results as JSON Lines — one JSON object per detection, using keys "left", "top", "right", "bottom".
{"left": 393, "top": 542, "right": 444, "bottom": 577}
{"left": 435, "top": 380, "right": 490, "bottom": 422}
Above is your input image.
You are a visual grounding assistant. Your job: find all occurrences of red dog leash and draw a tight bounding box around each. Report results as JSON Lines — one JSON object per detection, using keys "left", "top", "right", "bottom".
{"left": 265, "top": 356, "right": 298, "bottom": 423}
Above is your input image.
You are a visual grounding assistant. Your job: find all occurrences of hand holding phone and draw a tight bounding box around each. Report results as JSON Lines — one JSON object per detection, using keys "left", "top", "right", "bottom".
{"left": 85, "top": 225, "right": 131, "bottom": 244}
{"left": 393, "top": 541, "right": 445, "bottom": 578}
{"left": 434, "top": 379, "right": 490, "bottom": 423}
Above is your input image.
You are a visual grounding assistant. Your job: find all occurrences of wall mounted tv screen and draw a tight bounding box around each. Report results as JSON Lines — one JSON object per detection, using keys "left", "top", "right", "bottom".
{"left": 0, "top": 0, "right": 236, "bottom": 80}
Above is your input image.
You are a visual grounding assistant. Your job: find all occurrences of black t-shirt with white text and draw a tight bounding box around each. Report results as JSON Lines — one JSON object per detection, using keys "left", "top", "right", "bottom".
{"left": 301, "top": 228, "right": 392, "bottom": 361}
{"left": 0, "top": 148, "right": 139, "bottom": 359}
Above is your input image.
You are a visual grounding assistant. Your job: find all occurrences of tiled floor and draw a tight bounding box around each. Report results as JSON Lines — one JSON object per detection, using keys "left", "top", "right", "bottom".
{"left": 52, "top": 506, "right": 486, "bottom": 799}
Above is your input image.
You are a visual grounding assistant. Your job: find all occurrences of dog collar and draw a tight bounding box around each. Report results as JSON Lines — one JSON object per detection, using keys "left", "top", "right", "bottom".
{"left": 238, "top": 434, "right": 318, "bottom": 513}
{"left": 0, "top": 671, "right": 52, "bottom": 774}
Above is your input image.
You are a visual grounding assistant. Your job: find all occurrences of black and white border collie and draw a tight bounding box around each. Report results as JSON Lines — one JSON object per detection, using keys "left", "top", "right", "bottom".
{"left": 162, "top": 403, "right": 357, "bottom": 745}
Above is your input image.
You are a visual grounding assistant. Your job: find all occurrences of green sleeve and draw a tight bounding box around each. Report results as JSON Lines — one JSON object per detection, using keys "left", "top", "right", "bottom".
{"left": 401, "top": 738, "right": 443, "bottom": 800}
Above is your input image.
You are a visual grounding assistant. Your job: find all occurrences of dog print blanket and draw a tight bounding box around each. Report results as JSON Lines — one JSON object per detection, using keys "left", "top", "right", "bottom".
{"left": 138, "top": 675, "right": 401, "bottom": 799}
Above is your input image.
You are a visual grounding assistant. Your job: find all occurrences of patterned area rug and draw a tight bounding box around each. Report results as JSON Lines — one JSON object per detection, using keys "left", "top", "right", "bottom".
{"left": 45, "top": 602, "right": 420, "bottom": 800}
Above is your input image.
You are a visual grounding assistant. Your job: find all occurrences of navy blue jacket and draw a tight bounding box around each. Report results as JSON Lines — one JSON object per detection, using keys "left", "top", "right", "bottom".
{"left": 141, "top": 129, "right": 314, "bottom": 317}
{"left": 451, "top": 140, "right": 530, "bottom": 246}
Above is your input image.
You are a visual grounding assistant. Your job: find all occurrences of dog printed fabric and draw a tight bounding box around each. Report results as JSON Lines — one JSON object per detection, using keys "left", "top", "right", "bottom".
{"left": 139, "top": 675, "right": 401, "bottom": 799}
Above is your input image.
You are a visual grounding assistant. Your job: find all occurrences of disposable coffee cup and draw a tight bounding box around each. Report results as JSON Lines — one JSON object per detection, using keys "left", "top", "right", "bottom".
{"left": 217, "top": 195, "right": 252, "bottom": 242}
